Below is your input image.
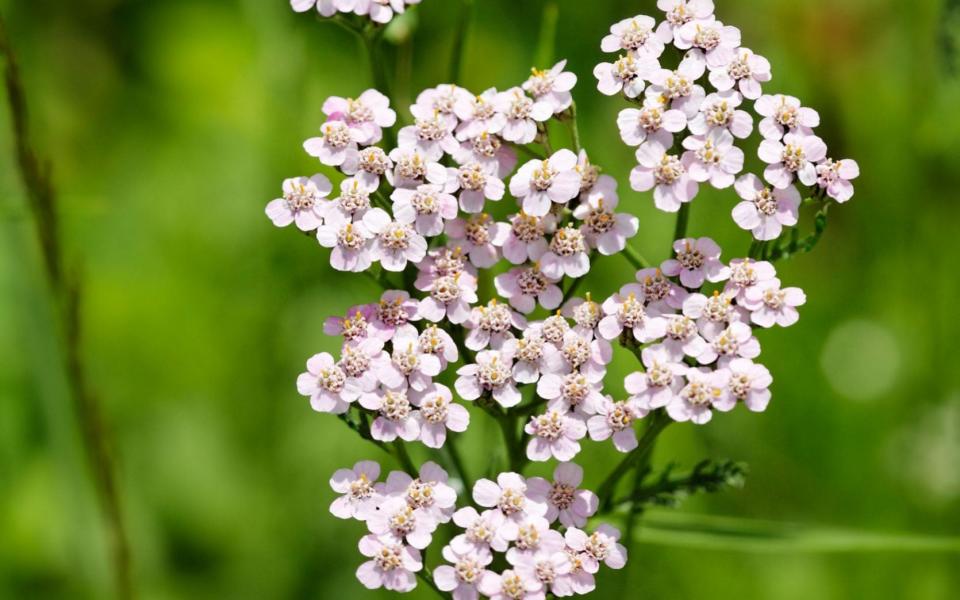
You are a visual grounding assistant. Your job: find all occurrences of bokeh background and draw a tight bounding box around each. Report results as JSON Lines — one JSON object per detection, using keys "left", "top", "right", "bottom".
{"left": 2, "top": 0, "right": 959, "bottom": 598}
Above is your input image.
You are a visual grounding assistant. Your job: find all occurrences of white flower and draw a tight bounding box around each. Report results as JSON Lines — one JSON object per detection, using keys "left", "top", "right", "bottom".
{"left": 523, "top": 60, "right": 578, "bottom": 114}
{"left": 265, "top": 174, "right": 332, "bottom": 231}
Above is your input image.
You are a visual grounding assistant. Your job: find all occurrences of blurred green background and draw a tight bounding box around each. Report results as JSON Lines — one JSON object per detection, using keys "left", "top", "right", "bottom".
{"left": 2, "top": 0, "right": 959, "bottom": 598}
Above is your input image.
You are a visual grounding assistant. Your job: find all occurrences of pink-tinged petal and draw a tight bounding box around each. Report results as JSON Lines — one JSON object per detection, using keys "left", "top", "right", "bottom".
{"left": 758, "top": 139, "right": 783, "bottom": 163}
{"left": 732, "top": 201, "right": 761, "bottom": 230}
{"left": 473, "top": 479, "right": 501, "bottom": 507}
{"left": 355, "top": 561, "right": 383, "bottom": 589}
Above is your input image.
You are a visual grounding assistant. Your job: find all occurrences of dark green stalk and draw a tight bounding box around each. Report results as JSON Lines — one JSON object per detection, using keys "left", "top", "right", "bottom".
{"left": 597, "top": 411, "right": 671, "bottom": 509}
{"left": 449, "top": 0, "right": 474, "bottom": 84}
{"left": 622, "top": 244, "right": 651, "bottom": 270}
{"left": 445, "top": 434, "right": 471, "bottom": 491}
{"left": 672, "top": 202, "right": 690, "bottom": 243}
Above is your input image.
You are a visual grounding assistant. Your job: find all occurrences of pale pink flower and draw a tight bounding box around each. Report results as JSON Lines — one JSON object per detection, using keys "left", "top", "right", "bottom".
{"left": 656, "top": 0, "right": 715, "bottom": 42}
{"left": 593, "top": 53, "right": 658, "bottom": 98}
{"left": 325, "top": 304, "right": 385, "bottom": 345}
{"left": 455, "top": 88, "right": 507, "bottom": 140}
{"left": 555, "top": 330, "right": 613, "bottom": 383}
{"left": 398, "top": 111, "right": 458, "bottom": 161}
{"left": 494, "top": 87, "right": 553, "bottom": 144}
{"left": 696, "top": 321, "right": 761, "bottom": 365}
{"left": 523, "top": 60, "right": 578, "bottom": 113}
{"left": 574, "top": 190, "right": 639, "bottom": 255}
{"left": 682, "top": 128, "right": 744, "bottom": 189}
{"left": 453, "top": 130, "right": 517, "bottom": 178}
{"left": 478, "top": 569, "right": 543, "bottom": 600}
{"left": 329, "top": 460, "right": 381, "bottom": 520}
{"left": 434, "top": 545, "right": 493, "bottom": 600}
{"left": 366, "top": 495, "right": 437, "bottom": 549}
{"left": 414, "top": 84, "right": 472, "bottom": 128}
{"left": 354, "top": 0, "right": 405, "bottom": 24}
{"left": 418, "top": 324, "right": 460, "bottom": 367}
{"left": 371, "top": 290, "right": 421, "bottom": 339}
{"left": 524, "top": 409, "right": 587, "bottom": 462}
{"left": 662, "top": 237, "right": 730, "bottom": 288}
{"left": 723, "top": 258, "right": 777, "bottom": 304}
{"left": 363, "top": 208, "right": 428, "bottom": 272}
{"left": 587, "top": 397, "right": 645, "bottom": 452}
{"left": 636, "top": 267, "right": 689, "bottom": 312}
{"left": 662, "top": 314, "right": 708, "bottom": 360}
{"left": 755, "top": 94, "right": 821, "bottom": 140}
{"left": 339, "top": 337, "right": 391, "bottom": 397}
{"left": 575, "top": 150, "right": 616, "bottom": 199}
{"left": 473, "top": 473, "right": 549, "bottom": 536}
{"left": 383, "top": 462, "right": 458, "bottom": 523}
{"left": 689, "top": 90, "right": 753, "bottom": 139}
{"left": 667, "top": 367, "right": 731, "bottom": 424}
{"left": 316, "top": 209, "right": 374, "bottom": 272}
{"left": 464, "top": 299, "right": 526, "bottom": 351}
{"left": 391, "top": 183, "right": 458, "bottom": 237}
{"left": 455, "top": 349, "right": 522, "bottom": 408}
{"left": 683, "top": 290, "right": 748, "bottom": 341}
{"left": 624, "top": 344, "right": 687, "bottom": 409}
{"left": 617, "top": 97, "right": 687, "bottom": 148}
{"left": 510, "top": 149, "right": 581, "bottom": 217}
{"left": 341, "top": 146, "right": 392, "bottom": 188}
{"left": 537, "top": 372, "right": 604, "bottom": 416}
{"left": 445, "top": 214, "right": 510, "bottom": 268}
{"left": 355, "top": 534, "right": 422, "bottom": 592}
{"left": 502, "top": 212, "right": 553, "bottom": 265}
{"left": 359, "top": 385, "right": 421, "bottom": 442}
{"left": 759, "top": 131, "right": 827, "bottom": 189}
{"left": 554, "top": 541, "right": 595, "bottom": 595}
{"left": 511, "top": 543, "right": 572, "bottom": 598}
{"left": 451, "top": 507, "right": 510, "bottom": 554}
{"left": 742, "top": 278, "right": 806, "bottom": 328}
{"left": 525, "top": 463, "right": 599, "bottom": 528}
{"left": 410, "top": 384, "right": 470, "bottom": 448}
{"left": 330, "top": 176, "right": 376, "bottom": 217}
{"left": 387, "top": 325, "right": 442, "bottom": 391}
{"left": 415, "top": 245, "right": 475, "bottom": 286}
{"left": 723, "top": 358, "right": 773, "bottom": 412}
{"left": 265, "top": 175, "right": 332, "bottom": 231}
{"left": 598, "top": 284, "right": 667, "bottom": 342}
{"left": 418, "top": 272, "right": 477, "bottom": 324}
{"left": 565, "top": 525, "right": 628, "bottom": 571}
{"left": 646, "top": 56, "right": 707, "bottom": 118}
{"left": 563, "top": 295, "right": 604, "bottom": 337}
{"left": 495, "top": 266, "right": 563, "bottom": 314}
{"left": 446, "top": 162, "right": 506, "bottom": 213}
{"left": 322, "top": 89, "right": 396, "bottom": 145}
{"left": 538, "top": 313, "right": 572, "bottom": 347}
{"left": 505, "top": 517, "right": 557, "bottom": 565}
{"left": 815, "top": 158, "right": 860, "bottom": 203}
{"left": 539, "top": 226, "right": 591, "bottom": 279}
{"left": 630, "top": 140, "right": 699, "bottom": 212}
{"left": 291, "top": 0, "right": 356, "bottom": 17}
{"left": 602, "top": 15, "right": 665, "bottom": 57}
{"left": 733, "top": 174, "right": 800, "bottom": 240}
{"left": 303, "top": 120, "right": 359, "bottom": 167}
{"left": 708, "top": 47, "right": 771, "bottom": 100}
{"left": 503, "top": 328, "right": 563, "bottom": 385}
{"left": 676, "top": 18, "right": 741, "bottom": 69}
{"left": 297, "top": 352, "right": 351, "bottom": 414}
{"left": 388, "top": 146, "right": 445, "bottom": 189}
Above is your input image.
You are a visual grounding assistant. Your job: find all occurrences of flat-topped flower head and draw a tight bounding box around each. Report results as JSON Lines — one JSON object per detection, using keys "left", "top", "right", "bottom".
{"left": 455, "top": 349, "right": 521, "bottom": 407}
{"left": 742, "top": 278, "right": 806, "bottom": 328}
{"left": 355, "top": 534, "right": 422, "bottom": 592}
{"left": 723, "top": 358, "right": 773, "bottom": 412}
{"left": 510, "top": 149, "right": 581, "bottom": 217}
{"left": 524, "top": 409, "right": 587, "bottom": 462}
{"left": 329, "top": 460, "right": 382, "bottom": 520}
{"left": 682, "top": 128, "right": 745, "bottom": 189}
{"left": 265, "top": 174, "right": 332, "bottom": 231}
{"left": 410, "top": 383, "right": 469, "bottom": 448}
{"left": 617, "top": 96, "right": 688, "bottom": 148}
{"left": 315, "top": 209, "right": 374, "bottom": 272}
{"left": 624, "top": 344, "right": 687, "bottom": 409}
{"left": 523, "top": 60, "right": 578, "bottom": 113}
{"left": 602, "top": 15, "right": 666, "bottom": 57}
{"left": 759, "top": 131, "right": 828, "bottom": 189}
{"left": 662, "top": 237, "right": 730, "bottom": 288}
{"left": 593, "top": 52, "right": 659, "bottom": 98}
{"left": 297, "top": 352, "right": 351, "bottom": 414}
{"left": 676, "top": 18, "right": 741, "bottom": 69}
{"left": 360, "top": 384, "right": 421, "bottom": 442}
{"left": 495, "top": 265, "right": 563, "bottom": 315}
{"left": 689, "top": 90, "right": 754, "bottom": 139}
{"left": 322, "top": 89, "right": 396, "bottom": 145}
{"left": 588, "top": 396, "right": 646, "bottom": 452}
{"left": 667, "top": 367, "right": 731, "bottom": 424}
{"left": 445, "top": 213, "right": 510, "bottom": 268}
{"left": 755, "top": 94, "right": 821, "bottom": 140}
{"left": 447, "top": 162, "right": 506, "bottom": 213}
{"left": 631, "top": 140, "right": 699, "bottom": 213}
{"left": 815, "top": 158, "right": 860, "bottom": 203}
{"left": 391, "top": 183, "right": 457, "bottom": 237}
{"left": 304, "top": 119, "right": 359, "bottom": 167}
{"left": 493, "top": 87, "right": 553, "bottom": 144}
{"left": 733, "top": 174, "right": 800, "bottom": 240}
{"left": 709, "top": 47, "right": 772, "bottom": 100}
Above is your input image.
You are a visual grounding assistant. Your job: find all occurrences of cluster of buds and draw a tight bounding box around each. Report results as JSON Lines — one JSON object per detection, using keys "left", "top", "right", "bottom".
{"left": 276, "top": 0, "right": 858, "bottom": 596}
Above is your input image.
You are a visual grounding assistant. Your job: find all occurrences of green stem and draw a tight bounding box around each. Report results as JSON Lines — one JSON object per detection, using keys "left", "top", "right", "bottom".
{"left": 622, "top": 244, "right": 651, "bottom": 270}
{"left": 534, "top": 0, "right": 560, "bottom": 66}
{"left": 672, "top": 202, "right": 690, "bottom": 243}
{"left": 565, "top": 102, "right": 581, "bottom": 153}
{"left": 393, "top": 440, "right": 418, "bottom": 474}
{"left": 415, "top": 566, "right": 447, "bottom": 599}
{"left": 597, "top": 411, "right": 671, "bottom": 510}
{"left": 445, "top": 435, "right": 471, "bottom": 491}
{"left": 449, "top": 0, "right": 474, "bottom": 84}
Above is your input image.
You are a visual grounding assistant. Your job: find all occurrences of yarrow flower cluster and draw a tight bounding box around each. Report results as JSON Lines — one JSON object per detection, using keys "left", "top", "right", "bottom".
{"left": 291, "top": 0, "right": 422, "bottom": 24}
{"left": 272, "top": 1, "right": 858, "bottom": 596}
